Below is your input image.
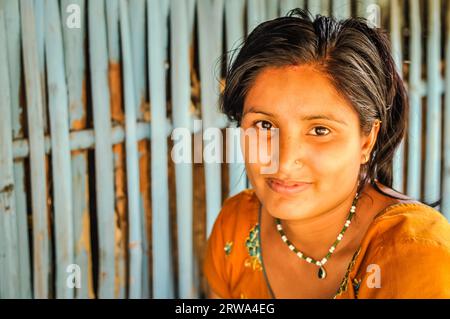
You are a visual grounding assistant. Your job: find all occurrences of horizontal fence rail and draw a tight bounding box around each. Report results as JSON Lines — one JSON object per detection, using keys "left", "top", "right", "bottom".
{"left": 0, "top": 0, "right": 449, "bottom": 299}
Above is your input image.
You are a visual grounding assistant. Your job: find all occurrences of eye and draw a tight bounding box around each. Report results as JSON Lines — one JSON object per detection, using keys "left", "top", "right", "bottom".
{"left": 308, "top": 126, "right": 331, "bottom": 136}
{"left": 254, "top": 120, "right": 274, "bottom": 131}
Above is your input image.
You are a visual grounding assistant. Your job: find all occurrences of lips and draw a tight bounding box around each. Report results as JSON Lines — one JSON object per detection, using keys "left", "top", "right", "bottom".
{"left": 266, "top": 178, "right": 312, "bottom": 195}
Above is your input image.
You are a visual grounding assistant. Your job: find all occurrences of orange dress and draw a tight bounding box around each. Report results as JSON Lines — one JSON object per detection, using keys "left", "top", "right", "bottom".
{"left": 203, "top": 189, "right": 450, "bottom": 299}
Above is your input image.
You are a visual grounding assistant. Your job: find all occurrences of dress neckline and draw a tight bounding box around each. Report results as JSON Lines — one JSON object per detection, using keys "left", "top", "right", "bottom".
{"left": 256, "top": 199, "right": 427, "bottom": 299}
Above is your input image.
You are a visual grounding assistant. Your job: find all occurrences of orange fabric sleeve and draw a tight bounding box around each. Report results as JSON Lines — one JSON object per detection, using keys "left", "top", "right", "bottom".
{"left": 357, "top": 238, "right": 450, "bottom": 298}
{"left": 203, "top": 210, "right": 231, "bottom": 298}
{"left": 356, "top": 205, "right": 450, "bottom": 298}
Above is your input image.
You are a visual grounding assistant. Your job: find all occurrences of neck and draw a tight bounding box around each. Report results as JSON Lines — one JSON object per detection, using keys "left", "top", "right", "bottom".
{"left": 267, "top": 183, "right": 362, "bottom": 259}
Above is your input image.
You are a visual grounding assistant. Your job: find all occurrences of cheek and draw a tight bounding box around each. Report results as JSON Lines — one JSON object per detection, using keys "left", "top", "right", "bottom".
{"left": 306, "top": 138, "right": 362, "bottom": 186}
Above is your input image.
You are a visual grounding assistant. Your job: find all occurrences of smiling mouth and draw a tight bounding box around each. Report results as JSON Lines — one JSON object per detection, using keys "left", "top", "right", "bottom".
{"left": 266, "top": 178, "right": 312, "bottom": 195}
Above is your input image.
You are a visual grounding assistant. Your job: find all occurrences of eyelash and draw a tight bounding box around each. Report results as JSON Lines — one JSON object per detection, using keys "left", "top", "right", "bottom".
{"left": 252, "top": 120, "right": 331, "bottom": 136}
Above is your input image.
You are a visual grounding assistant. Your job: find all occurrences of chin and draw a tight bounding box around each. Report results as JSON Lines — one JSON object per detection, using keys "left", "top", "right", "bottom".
{"left": 265, "top": 200, "right": 312, "bottom": 220}
{"left": 259, "top": 190, "right": 304, "bottom": 217}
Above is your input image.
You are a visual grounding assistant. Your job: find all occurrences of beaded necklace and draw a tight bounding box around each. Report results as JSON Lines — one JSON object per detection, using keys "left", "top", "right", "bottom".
{"left": 275, "top": 192, "right": 359, "bottom": 279}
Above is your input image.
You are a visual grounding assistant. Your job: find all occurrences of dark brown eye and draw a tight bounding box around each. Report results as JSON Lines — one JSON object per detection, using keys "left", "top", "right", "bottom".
{"left": 255, "top": 120, "right": 273, "bottom": 130}
{"left": 309, "top": 126, "right": 330, "bottom": 136}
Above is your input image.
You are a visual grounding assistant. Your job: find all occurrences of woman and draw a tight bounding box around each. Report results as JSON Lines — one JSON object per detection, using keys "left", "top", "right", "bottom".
{"left": 203, "top": 9, "right": 450, "bottom": 299}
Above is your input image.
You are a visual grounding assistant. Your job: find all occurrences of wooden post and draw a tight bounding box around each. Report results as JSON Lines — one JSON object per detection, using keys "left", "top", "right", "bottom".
{"left": 20, "top": 0, "right": 50, "bottom": 298}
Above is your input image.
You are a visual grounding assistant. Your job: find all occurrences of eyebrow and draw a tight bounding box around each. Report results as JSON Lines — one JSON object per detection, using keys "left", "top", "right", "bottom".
{"left": 243, "top": 106, "right": 348, "bottom": 126}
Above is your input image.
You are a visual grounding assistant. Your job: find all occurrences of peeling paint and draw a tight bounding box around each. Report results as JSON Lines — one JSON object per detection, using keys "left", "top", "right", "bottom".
{"left": 70, "top": 80, "right": 88, "bottom": 130}
{"left": 108, "top": 62, "right": 124, "bottom": 124}
{"left": 76, "top": 207, "right": 95, "bottom": 299}
{"left": 110, "top": 59, "right": 127, "bottom": 298}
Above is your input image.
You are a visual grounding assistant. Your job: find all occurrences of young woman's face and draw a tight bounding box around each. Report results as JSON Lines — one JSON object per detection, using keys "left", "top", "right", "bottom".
{"left": 241, "top": 65, "right": 379, "bottom": 221}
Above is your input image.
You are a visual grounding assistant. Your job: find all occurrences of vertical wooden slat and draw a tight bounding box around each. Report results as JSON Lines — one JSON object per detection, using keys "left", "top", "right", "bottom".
{"left": 320, "top": 0, "right": 329, "bottom": 15}
{"left": 128, "top": 0, "right": 151, "bottom": 298}
{"left": 390, "top": 0, "right": 405, "bottom": 192}
{"left": 425, "top": 0, "right": 442, "bottom": 205}
{"left": 61, "top": 0, "right": 94, "bottom": 299}
{"left": 106, "top": 0, "right": 121, "bottom": 62}
{"left": 198, "top": 0, "right": 227, "bottom": 236}
{"left": 247, "top": 0, "right": 267, "bottom": 33}
{"left": 106, "top": 0, "right": 127, "bottom": 299}
{"left": 20, "top": 0, "right": 50, "bottom": 298}
{"left": 119, "top": 0, "right": 143, "bottom": 299}
{"left": 442, "top": 3, "right": 450, "bottom": 218}
{"left": 1, "top": 0, "right": 23, "bottom": 138}
{"left": 407, "top": 0, "right": 422, "bottom": 200}
{"left": 265, "top": 0, "right": 279, "bottom": 20}
{"left": 45, "top": 0, "right": 75, "bottom": 299}
{"left": 225, "top": 0, "right": 247, "bottom": 197}
{"left": 88, "top": 0, "right": 116, "bottom": 298}
{"left": 1, "top": 0, "right": 32, "bottom": 299}
{"left": 308, "top": 0, "right": 321, "bottom": 16}
{"left": 34, "top": 0, "right": 48, "bottom": 133}
{"left": 129, "top": 0, "right": 147, "bottom": 118}
{"left": 332, "top": 0, "right": 351, "bottom": 19}
{"left": 170, "top": 0, "right": 196, "bottom": 299}
{"left": 279, "top": 0, "right": 305, "bottom": 16}
{"left": 0, "top": 10, "right": 20, "bottom": 299}
{"left": 34, "top": 0, "right": 53, "bottom": 297}
{"left": 148, "top": 0, "right": 174, "bottom": 298}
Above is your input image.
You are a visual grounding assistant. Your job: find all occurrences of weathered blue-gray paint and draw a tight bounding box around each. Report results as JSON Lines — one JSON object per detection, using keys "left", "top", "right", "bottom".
{"left": 279, "top": 0, "right": 305, "bottom": 16}
{"left": 12, "top": 122, "right": 159, "bottom": 160}
{"left": 332, "top": 0, "right": 351, "bottom": 19}
{"left": 308, "top": 0, "right": 320, "bottom": 16}
{"left": 120, "top": 0, "right": 143, "bottom": 298}
{"left": 407, "top": 0, "right": 422, "bottom": 200}
{"left": 0, "top": 10, "right": 20, "bottom": 299}
{"left": 61, "top": 0, "right": 93, "bottom": 299}
{"left": 390, "top": 0, "right": 405, "bottom": 192}
{"left": 225, "top": 0, "right": 247, "bottom": 197}
{"left": 198, "top": 0, "right": 227, "bottom": 238}
{"left": 1, "top": 0, "right": 32, "bottom": 299}
{"left": 20, "top": 0, "right": 50, "bottom": 298}
{"left": 34, "top": 0, "right": 48, "bottom": 133}
{"left": 170, "top": 0, "right": 196, "bottom": 298}
{"left": 88, "top": 0, "right": 116, "bottom": 298}
{"left": 129, "top": 0, "right": 147, "bottom": 118}
{"left": 247, "top": 0, "right": 267, "bottom": 33}
{"left": 45, "top": 0, "right": 75, "bottom": 299}
{"left": 105, "top": 0, "right": 127, "bottom": 299}
{"left": 128, "top": 0, "right": 151, "bottom": 298}
{"left": 148, "top": 0, "right": 174, "bottom": 298}
{"left": 106, "top": 0, "right": 120, "bottom": 62}
{"left": 425, "top": 0, "right": 442, "bottom": 206}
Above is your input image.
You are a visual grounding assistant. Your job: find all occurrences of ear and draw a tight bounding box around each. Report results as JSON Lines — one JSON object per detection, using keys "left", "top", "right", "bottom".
{"left": 360, "top": 120, "right": 381, "bottom": 164}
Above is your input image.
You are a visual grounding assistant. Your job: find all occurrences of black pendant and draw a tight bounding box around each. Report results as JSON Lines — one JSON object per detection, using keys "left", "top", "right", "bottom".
{"left": 318, "top": 266, "right": 327, "bottom": 279}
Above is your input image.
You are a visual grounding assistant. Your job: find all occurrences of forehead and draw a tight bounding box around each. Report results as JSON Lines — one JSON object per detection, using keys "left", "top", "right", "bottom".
{"left": 243, "top": 65, "right": 356, "bottom": 119}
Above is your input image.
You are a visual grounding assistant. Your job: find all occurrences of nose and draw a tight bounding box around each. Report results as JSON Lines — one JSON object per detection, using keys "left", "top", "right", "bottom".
{"left": 276, "top": 129, "right": 304, "bottom": 175}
